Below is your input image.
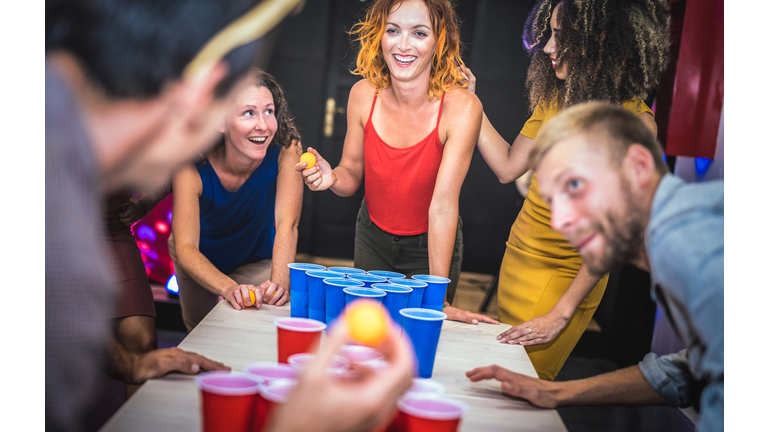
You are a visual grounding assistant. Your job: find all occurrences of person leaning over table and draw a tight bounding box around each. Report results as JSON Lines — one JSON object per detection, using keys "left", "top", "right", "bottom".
{"left": 46, "top": 1, "right": 414, "bottom": 431}
{"left": 296, "top": 0, "right": 498, "bottom": 326}
{"left": 457, "top": 0, "right": 670, "bottom": 380}
{"left": 170, "top": 70, "right": 302, "bottom": 332}
{"left": 467, "top": 102, "right": 723, "bottom": 432}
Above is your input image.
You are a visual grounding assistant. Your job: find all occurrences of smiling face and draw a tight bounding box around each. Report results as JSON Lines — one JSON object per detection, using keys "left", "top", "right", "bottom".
{"left": 536, "top": 133, "right": 646, "bottom": 275}
{"left": 221, "top": 85, "right": 277, "bottom": 161}
{"left": 543, "top": 3, "right": 567, "bottom": 80}
{"left": 381, "top": 0, "right": 437, "bottom": 85}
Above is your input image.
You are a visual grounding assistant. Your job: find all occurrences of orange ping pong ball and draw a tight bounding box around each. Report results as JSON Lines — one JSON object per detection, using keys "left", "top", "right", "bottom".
{"left": 247, "top": 289, "right": 256, "bottom": 307}
{"left": 300, "top": 152, "right": 316, "bottom": 169}
{"left": 346, "top": 299, "right": 389, "bottom": 346}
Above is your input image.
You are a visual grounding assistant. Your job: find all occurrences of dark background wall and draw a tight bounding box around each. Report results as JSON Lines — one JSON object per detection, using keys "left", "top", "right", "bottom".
{"left": 266, "top": 0, "right": 537, "bottom": 275}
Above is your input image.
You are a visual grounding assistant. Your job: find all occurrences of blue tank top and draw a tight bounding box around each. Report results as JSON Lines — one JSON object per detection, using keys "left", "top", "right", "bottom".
{"left": 197, "top": 145, "right": 280, "bottom": 274}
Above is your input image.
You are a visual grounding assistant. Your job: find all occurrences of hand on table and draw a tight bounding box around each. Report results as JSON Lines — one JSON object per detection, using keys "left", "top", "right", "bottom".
{"left": 466, "top": 364, "right": 558, "bottom": 409}
{"left": 458, "top": 64, "right": 477, "bottom": 94}
{"left": 443, "top": 305, "right": 499, "bottom": 325}
{"left": 267, "top": 317, "right": 414, "bottom": 432}
{"left": 117, "top": 196, "right": 146, "bottom": 227}
{"left": 496, "top": 312, "right": 568, "bottom": 346}
{"left": 130, "top": 347, "right": 230, "bottom": 385}
{"left": 294, "top": 147, "right": 335, "bottom": 191}
{"left": 258, "top": 280, "right": 290, "bottom": 306}
{"left": 222, "top": 283, "right": 262, "bottom": 310}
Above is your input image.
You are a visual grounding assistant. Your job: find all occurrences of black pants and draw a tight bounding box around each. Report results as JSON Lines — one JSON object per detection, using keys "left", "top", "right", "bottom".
{"left": 353, "top": 199, "right": 463, "bottom": 304}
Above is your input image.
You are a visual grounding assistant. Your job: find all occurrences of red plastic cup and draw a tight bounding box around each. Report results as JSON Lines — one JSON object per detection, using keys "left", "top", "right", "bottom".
{"left": 253, "top": 379, "right": 297, "bottom": 432}
{"left": 407, "top": 378, "right": 446, "bottom": 395}
{"left": 396, "top": 394, "right": 468, "bottom": 432}
{"left": 243, "top": 362, "right": 300, "bottom": 383}
{"left": 286, "top": 353, "right": 350, "bottom": 374}
{"left": 274, "top": 317, "right": 326, "bottom": 363}
{"left": 194, "top": 371, "right": 263, "bottom": 432}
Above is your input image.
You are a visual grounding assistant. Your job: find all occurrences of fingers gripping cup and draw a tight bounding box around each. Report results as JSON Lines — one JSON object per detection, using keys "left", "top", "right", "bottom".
{"left": 343, "top": 287, "right": 387, "bottom": 305}
{"left": 373, "top": 283, "right": 413, "bottom": 327}
{"left": 412, "top": 275, "right": 451, "bottom": 311}
{"left": 306, "top": 270, "right": 344, "bottom": 323}
{"left": 274, "top": 317, "right": 326, "bottom": 363}
{"left": 287, "top": 263, "right": 326, "bottom": 318}
{"left": 396, "top": 394, "right": 469, "bottom": 432}
{"left": 390, "top": 279, "right": 428, "bottom": 308}
{"left": 400, "top": 308, "right": 447, "bottom": 378}
{"left": 254, "top": 379, "right": 297, "bottom": 432}
{"left": 323, "top": 278, "right": 364, "bottom": 329}
{"left": 195, "top": 371, "right": 263, "bottom": 432}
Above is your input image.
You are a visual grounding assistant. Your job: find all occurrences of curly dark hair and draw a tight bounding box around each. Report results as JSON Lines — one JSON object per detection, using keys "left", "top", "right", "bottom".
{"left": 255, "top": 71, "right": 302, "bottom": 152}
{"left": 522, "top": 0, "right": 670, "bottom": 112}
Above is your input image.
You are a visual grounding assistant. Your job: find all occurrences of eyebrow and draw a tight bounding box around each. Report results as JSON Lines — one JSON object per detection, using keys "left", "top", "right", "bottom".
{"left": 386, "top": 22, "right": 432, "bottom": 30}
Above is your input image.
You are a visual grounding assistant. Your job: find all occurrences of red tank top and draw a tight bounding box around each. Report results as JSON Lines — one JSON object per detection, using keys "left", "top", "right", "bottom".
{"left": 363, "top": 90, "right": 446, "bottom": 235}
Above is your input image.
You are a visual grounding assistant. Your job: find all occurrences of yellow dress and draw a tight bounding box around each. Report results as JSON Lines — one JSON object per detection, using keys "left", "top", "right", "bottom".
{"left": 498, "top": 99, "right": 653, "bottom": 380}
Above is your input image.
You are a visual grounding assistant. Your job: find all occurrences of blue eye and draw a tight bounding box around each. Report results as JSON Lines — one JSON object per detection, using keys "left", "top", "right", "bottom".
{"left": 567, "top": 178, "right": 582, "bottom": 192}
{"left": 415, "top": 31, "right": 427, "bottom": 37}
{"left": 386, "top": 28, "right": 398, "bottom": 34}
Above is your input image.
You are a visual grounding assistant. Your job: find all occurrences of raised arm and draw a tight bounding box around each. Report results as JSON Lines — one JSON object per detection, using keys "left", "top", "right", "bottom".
{"left": 431, "top": 89, "right": 499, "bottom": 326}
{"left": 261, "top": 140, "right": 305, "bottom": 305}
{"left": 171, "top": 164, "right": 262, "bottom": 311}
{"left": 296, "top": 80, "right": 370, "bottom": 196}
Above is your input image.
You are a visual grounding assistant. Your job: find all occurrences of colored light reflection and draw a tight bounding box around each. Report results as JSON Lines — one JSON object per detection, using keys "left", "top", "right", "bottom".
{"left": 136, "top": 225, "right": 156, "bottom": 241}
{"left": 155, "top": 221, "right": 169, "bottom": 233}
{"left": 695, "top": 157, "right": 712, "bottom": 176}
{"left": 165, "top": 274, "right": 179, "bottom": 294}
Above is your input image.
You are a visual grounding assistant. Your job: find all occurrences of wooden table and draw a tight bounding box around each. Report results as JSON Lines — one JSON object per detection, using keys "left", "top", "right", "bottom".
{"left": 100, "top": 301, "right": 568, "bottom": 431}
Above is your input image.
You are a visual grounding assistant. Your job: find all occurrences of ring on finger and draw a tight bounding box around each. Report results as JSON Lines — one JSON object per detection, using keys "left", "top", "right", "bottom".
{"left": 526, "top": 328, "right": 532, "bottom": 334}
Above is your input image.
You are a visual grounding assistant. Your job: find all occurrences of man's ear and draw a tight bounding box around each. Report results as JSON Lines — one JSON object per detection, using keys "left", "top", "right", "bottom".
{"left": 171, "top": 61, "right": 230, "bottom": 130}
{"left": 623, "top": 144, "right": 656, "bottom": 188}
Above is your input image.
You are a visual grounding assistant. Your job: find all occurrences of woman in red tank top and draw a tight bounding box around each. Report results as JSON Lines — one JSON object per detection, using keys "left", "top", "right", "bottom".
{"left": 296, "top": 0, "right": 497, "bottom": 325}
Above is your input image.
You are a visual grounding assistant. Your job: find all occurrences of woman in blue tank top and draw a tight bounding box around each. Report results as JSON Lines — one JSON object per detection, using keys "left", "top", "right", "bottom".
{"left": 169, "top": 72, "right": 304, "bottom": 332}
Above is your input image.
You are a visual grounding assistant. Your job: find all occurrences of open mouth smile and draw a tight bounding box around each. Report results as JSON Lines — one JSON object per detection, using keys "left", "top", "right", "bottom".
{"left": 248, "top": 136, "right": 268, "bottom": 144}
{"left": 393, "top": 54, "right": 417, "bottom": 67}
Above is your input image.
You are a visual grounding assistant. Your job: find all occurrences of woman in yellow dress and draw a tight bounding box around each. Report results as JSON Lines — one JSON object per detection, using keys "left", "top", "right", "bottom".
{"left": 462, "top": 0, "right": 670, "bottom": 380}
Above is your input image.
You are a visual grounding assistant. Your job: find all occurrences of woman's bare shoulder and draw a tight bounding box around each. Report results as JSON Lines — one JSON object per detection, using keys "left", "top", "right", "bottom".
{"left": 442, "top": 86, "right": 482, "bottom": 118}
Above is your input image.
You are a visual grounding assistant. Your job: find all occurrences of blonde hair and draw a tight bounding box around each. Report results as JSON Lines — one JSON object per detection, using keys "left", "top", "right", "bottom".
{"left": 529, "top": 102, "right": 667, "bottom": 175}
{"left": 349, "top": 0, "right": 467, "bottom": 99}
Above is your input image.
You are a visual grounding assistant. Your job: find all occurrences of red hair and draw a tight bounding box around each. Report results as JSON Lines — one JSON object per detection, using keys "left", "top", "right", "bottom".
{"left": 349, "top": 0, "right": 467, "bottom": 99}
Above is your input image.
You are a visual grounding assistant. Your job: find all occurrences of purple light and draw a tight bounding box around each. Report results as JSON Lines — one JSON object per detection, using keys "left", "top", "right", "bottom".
{"left": 165, "top": 274, "right": 179, "bottom": 294}
{"left": 167, "top": 211, "right": 173, "bottom": 222}
{"left": 136, "top": 225, "right": 156, "bottom": 241}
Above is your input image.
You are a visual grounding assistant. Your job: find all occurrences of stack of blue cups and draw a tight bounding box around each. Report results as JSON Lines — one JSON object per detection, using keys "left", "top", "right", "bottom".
{"left": 287, "top": 263, "right": 326, "bottom": 318}
{"left": 324, "top": 278, "right": 364, "bottom": 328}
{"left": 328, "top": 267, "right": 366, "bottom": 277}
{"left": 389, "top": 279, "right": 429, "bottom": 308}
{"left": 305, "top": 270, "right": 344, "bottom": 323}
{"left": 373, "top": 283, "right": 413, "bottom": 326}
{"left": 412, "top": 275, "right": 451, "bottom": 311}
{"left": 348, "top": 273, "right": 388, "bottom": 287}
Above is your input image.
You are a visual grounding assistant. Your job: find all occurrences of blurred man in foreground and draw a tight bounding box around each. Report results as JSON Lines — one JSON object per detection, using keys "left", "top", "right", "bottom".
{"left": 46, "top": 0, "right": 412, "bottom": 431}
{"left": 467, "top": 102, "right": 723, "bottom": 432}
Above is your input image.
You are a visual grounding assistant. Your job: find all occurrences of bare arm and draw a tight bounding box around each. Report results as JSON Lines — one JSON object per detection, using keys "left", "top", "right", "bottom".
{"left": 466, "top": 364, "right": 667, "bottom": 408}
{"left": 296, "top": 80, "right": 369, "bottom": 196}
{"left": 431, "top": 89, "right": 499, "bottom": 326}
{"left": 171, "top": 165, "right": 262, "bottom": 310}
{"left": 262, "top": 140, "right": 304, "bottom": 305}
{"left": 477, "top": 117, "right": 535, "bottom": 184}
{"left": 497, "top": 266, "right": 603, "bottom": 345}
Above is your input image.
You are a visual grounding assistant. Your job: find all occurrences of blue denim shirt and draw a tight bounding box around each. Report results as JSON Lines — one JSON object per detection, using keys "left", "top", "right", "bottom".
{"left": 637, "top": 174, "right": 724, "bottom": 432}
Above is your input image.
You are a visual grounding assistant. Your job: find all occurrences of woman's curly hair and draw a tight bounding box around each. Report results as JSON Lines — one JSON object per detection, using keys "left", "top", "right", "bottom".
{"left": 255, "top": 71, "right": 302, "bottom": 151}
{"left": 522, "top": 0, "right": 670, "bottom": 112}
{"left": 349, "top": 0, "right": 468, "bottom": 99}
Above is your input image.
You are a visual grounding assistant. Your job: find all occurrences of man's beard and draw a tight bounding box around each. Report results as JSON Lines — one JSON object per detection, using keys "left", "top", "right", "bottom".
{"left": 581, "top": 181, "right": 646, "bottom": 275}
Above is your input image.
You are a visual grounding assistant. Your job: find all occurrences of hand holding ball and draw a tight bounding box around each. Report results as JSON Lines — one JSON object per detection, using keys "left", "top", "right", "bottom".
{"left": 300, "top": 152, "right": 316, "bottom": 169}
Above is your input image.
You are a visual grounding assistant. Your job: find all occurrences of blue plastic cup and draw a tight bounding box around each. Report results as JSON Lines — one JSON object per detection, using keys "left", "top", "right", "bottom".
{"left": 328, "top": 267, "right": 366, "bottom": 277}
{"left": 348, "top": 273, "right": 388, "bottom": 287}
{"left": 390, "top": 279, "right": 428, "bottom": 308}
{"left": 400, "top": 308, "right": 447, "bottom": 378}
{"left": 343, "top": 287, "right": 386, "bottom": 306}
{"left": 412, "top": 275, "right": 451, "bottom": 311}
{"left": 367, "top": 270, "right": 406, "bottom": 280}
{"left": 306, "top": 270, "right": 344, "bottom": 323}
{"left": 287, "top": 263, "right": 326, "bottom": 318}
{"left": 373, "top": 283, "right": 413, "bottom": 327}
{"left": 324, "top": 278, "right": 364, "bottom": 328}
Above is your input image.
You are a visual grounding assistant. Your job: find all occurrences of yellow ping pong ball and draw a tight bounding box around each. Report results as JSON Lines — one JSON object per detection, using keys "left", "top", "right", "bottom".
{"left": 347, "top": 299, "right": 388, "bottom": 346}
{"left": 247, "top": 290, "right": 256, "bottom": 307}
{"left": 300, "top": 152, "right": 316, "bottom": 169}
